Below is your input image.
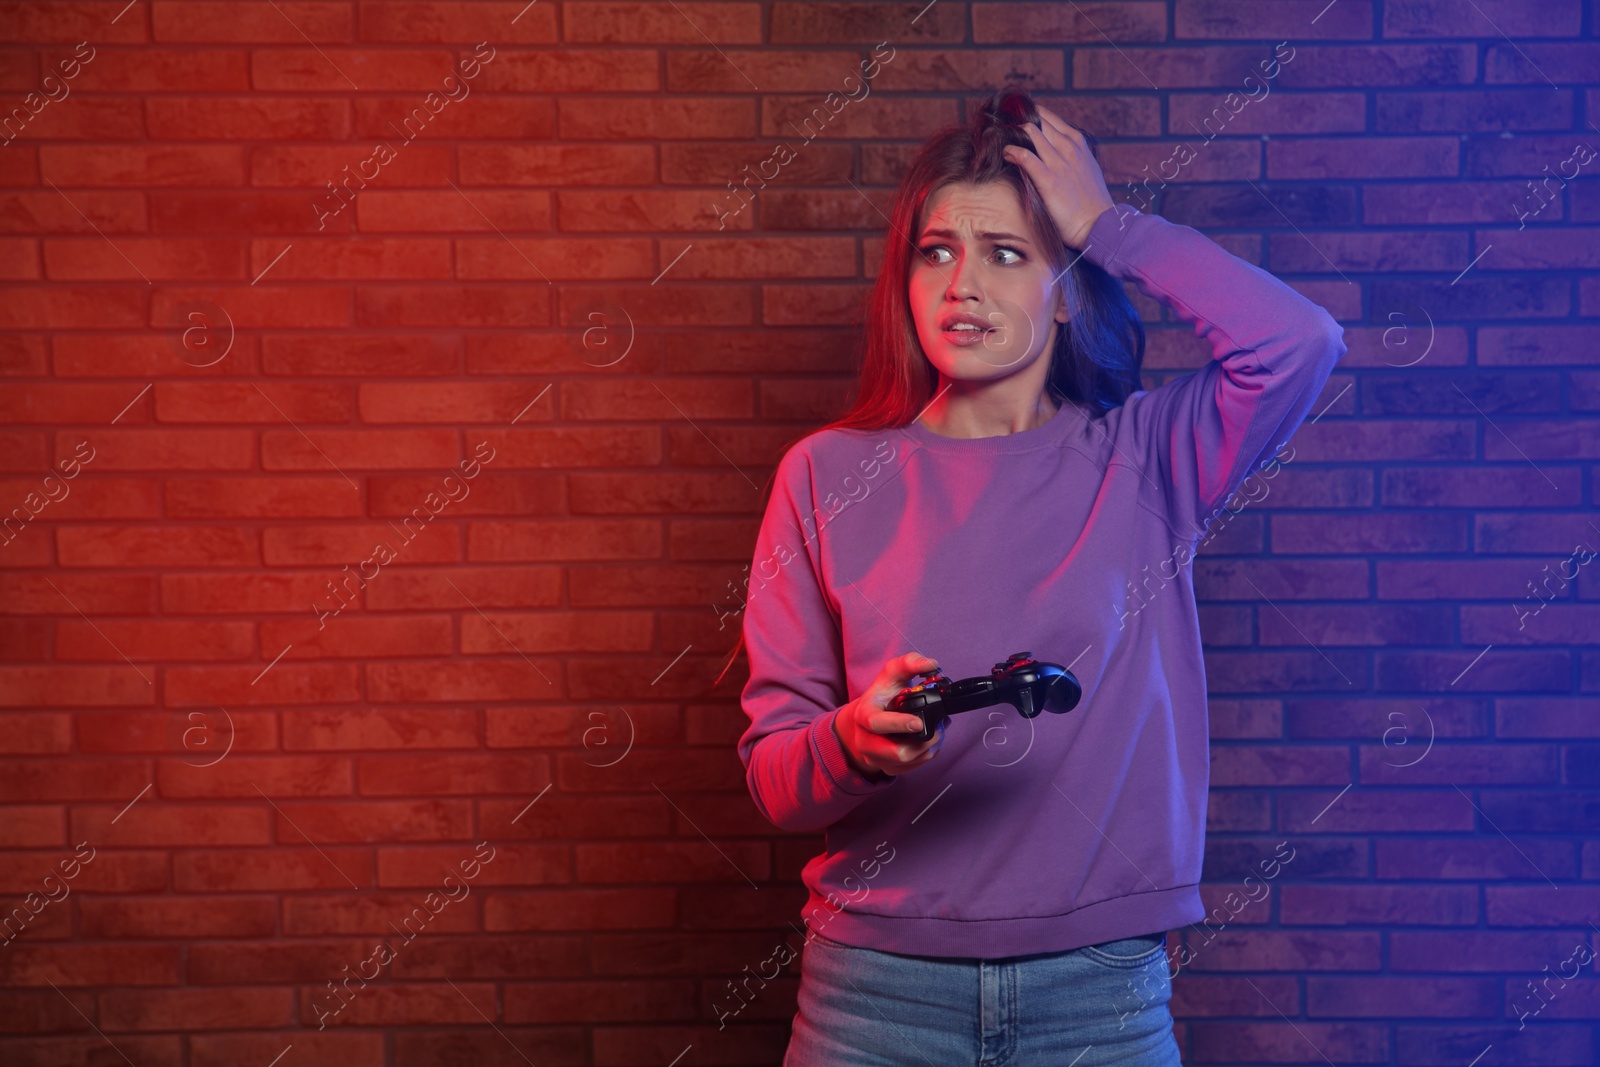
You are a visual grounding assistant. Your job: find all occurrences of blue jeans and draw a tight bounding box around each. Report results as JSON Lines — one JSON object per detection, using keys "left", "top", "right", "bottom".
{"left": 784, "top": 930, "right": 1183, "bottom": 1066}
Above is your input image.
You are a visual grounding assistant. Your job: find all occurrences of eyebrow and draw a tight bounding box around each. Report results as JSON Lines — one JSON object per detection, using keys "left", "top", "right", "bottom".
{"left": 918, "top": 228, "right": 1033, "bottom": 245}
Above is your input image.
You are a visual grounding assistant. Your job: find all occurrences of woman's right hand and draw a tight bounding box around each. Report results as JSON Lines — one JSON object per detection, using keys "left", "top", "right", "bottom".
{"left": 831, "top": 652, "right": 946, "bottom": 780}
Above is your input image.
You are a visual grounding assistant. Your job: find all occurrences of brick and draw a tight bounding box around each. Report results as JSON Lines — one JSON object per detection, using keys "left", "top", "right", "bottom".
{"left": 1306, "top": 976, "right": 1497, "bottom": 1017}
{"left": 261, "top": 613, "right": 454, "bottom": 659}
{"left": 0, "top": 849, "right": 168, "bottom": 896}
{"left": 358, "top": 1, "right": 560, "bottom": 43}
{"left": 566, "top": 2, "right": 759, "bottom": 43}
{"left": 560, "top": 98, "right": 755, "bottom": 140}
{"left": 298, "top": 982, "right": 499, "bottom": 1027}
{"left": 47, "top": 430, "right": 255, "bottom": 471}
{"left": 1358, "top": 743, "right": 1558, "bottom": 785}
{"left": 358, "top": 382, "right": 553, "bottom": 423}
{"left": 1282, "top": 508, "right": 1472, "bottom": 554}
{"left": 1383, "top": 1, "right": 1582, "bottom": 38}
{"left": 174, "top": 848, "right": 374, "bottom": 891}
{"left": 661, "top": 141, "right": 854, "bottom": 186}
{"left": 462, "top": 611, "right": 653, "bottom": 654}
{"left": 1269, "top": 136, "right": 1459, "bottom": 179}
{"left": 1479, "top": 325, "right": 1600, "bottom": 365}
{"left": 502, "top": 975, "right": 695, "bottom": 1022}
{"left": 483, "top": 49, "right": 659, "bottom": 92}
{"left": 390, "top": 1030, "right": 583, "bottom": 1065}
{"left": 190, "top": 1031, "right": 381, "bottom": 1067}
{"left": 1281, "top": 884, "right": 1478, "bottom": 926}
{"left": 166, "top": 477, "right": 365, "bottom": 519}
{"left": 775, "top": 2, "right": 969, "bottom": 44}
{"left": 153, "top": 379, "right": 353, "bottom": 422}
{"left": 1259, "top": 603, "right": 1453, "bottom": 646}
{"left": 1170, "top": 974, "right": 1299, "bottom": 1017}
{"left": 1209, "top": 745, "right": 1348, "bottom": 786}
{"left": 1485, "top": 886, "right": 1600, "bottom": 926}
{"left": 0, "top": 474, "right": 159, "bottom": 523}
{"left": 467, "top": 428, "right": 656, "bottom": 470}
{"left": 577, "top": 842, "right": 771, "bottom": 884}
{"left": 260, "top": 428, "right": 462, "bottom": 470}
{"left": 1378, "top": 558, "right": 1573, "bottom": 600}
{"left": 478, "top": 796, "right": 671, "bottom": 839}
{"left": 1394, "top": 1024, "right": 1593, "bottom": 1066}
{"left": 276, "top": 800, "right": 473, "bottom": 845}
{"left": 367, "top": 475, "right": 564, "bottom": 519}
{"left": 1391, "top": 931, "right": 1593, "bottom": 972}
{"left": 377, "top": 844, "right": 567, "bottom": 889}
{"left": 164, "top": 663, "right": 361, "bottom": 706}
{"left": 282, "top": 708, "right": 479, "bottom": 750}
{"left": 0, "top": 712, "right": 68, "bottom": 753}
{"left": 367, "top": 659, "right": 561, "bottom": 702}
{"left": 485, "top": 889, "right": 677, "bottom": 933}
{"left": 76, "top": 707, "right": 280, "bottom": 757}
{"left": 356, "top": 283, "right": 552, "bottom": 327}
{"left": 1376, "top": 837, "right": 1578, "bottom": 881}
{"left": 54, "top": 619, "right": 253, "bottom": 661}
{"left": 558, "top": 189, "right": 754, "bottom": 233}
{"left": 1181, "top": 929, "right": 1381, "bottom": 971}
{"left": 1175, "top": 3, "right": 1371, "bottom": 39}
{"left": 1279, "top": 789, "right": 1475, "bottom": 833}
{"left": 157, "top": 755, "right": 352, "bottom": 798}
{"left": 357, "top": 190, "right": 552, "bottom": 233}
{"left": 458, "top": 237, "right": 655, "bottom": 281}
{"left": 146, "top": 96, "right": 351, "bottom": 140}
{"left": 161, "top": 571, "right": 339, "bottom": 613}
{"left": 1476, "top": 514, "right": 1600, "bottom": 554}
{"left": 669, "top": 48, "right": 872, "bottom": 92}
{"left": 1476, "top": 791, "right": 1600, "bottom": 834}
{"left": 1285, "top": 697, "right": 1487, "bottom": 740}
{"left": 357, "top": 754, "right": 549, "bottom": 795}
{"left": 79, "top": 896, "right": 276, "bottom": 938}
{"left": 73, "top": 804, "right": 272, "bottom": 847}
{"left": 0, "top": 666, "right": 152, "bottom": 708}
{"left": 252, "top": 49, "right": 461, "bottom": 92}
{"left": 1497, "top": 698, "right": 1600, "bottom": 739}
{"left": 362, "top": 565, "right": 562, "bottom": 609}
{"left": 186, "top": 939, "right": 375, "bottom": 983}
{"left": 55, "top": 521, "right": 254, "bottom": 568}
{"left": 0, "top": 944, "right": 180, "bottom": 986}
{"left": 262, "top": 524, "right": 464, "bottom": 566}
{"left": 1189, "top": 1020, "right": 1388, "bottom": 1062}
{"left": 0, "top": 806, "right": 64, "bottom": 848}
{"left": 763, "top": 96, "right": 956, "bottom": 141}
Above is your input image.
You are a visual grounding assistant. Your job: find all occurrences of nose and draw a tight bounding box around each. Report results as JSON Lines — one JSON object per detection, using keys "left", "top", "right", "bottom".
{"left": 944, "top": 247, "right": 983, "bottom": 302}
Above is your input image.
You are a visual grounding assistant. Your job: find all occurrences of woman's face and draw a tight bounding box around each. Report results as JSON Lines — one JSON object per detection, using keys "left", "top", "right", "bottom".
{"left": 908, "top": 180, "right": 1067, "bottom": 389}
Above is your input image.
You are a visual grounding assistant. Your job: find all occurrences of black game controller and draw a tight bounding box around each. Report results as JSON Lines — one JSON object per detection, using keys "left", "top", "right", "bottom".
{"left": 886, "top": 652, "right": 1082, "bottom": 743}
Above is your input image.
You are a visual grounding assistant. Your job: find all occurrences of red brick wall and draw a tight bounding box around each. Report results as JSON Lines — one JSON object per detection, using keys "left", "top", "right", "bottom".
{"left": 2, "top": 2, "right": 1598, "bottom": 1064}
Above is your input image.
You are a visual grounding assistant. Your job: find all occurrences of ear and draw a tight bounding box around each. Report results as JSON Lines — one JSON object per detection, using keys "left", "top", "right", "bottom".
{"left": 1053, "top": 286, "right": 1071, "bottom": 323}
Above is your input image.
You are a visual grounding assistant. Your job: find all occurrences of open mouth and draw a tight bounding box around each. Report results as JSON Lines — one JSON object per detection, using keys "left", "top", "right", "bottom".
{"left": 941, "top": 323, "right": 999, "bottom": 345}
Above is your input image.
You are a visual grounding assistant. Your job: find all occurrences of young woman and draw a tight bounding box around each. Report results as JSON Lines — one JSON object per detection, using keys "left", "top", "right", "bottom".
{"left": 732, "top": 89, "right": 1345, "bottom": 1065}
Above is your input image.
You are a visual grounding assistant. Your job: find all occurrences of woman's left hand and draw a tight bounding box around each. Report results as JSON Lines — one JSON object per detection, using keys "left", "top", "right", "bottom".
{"left": 1002, "top": 104, "right": 1117, "bottom": 252}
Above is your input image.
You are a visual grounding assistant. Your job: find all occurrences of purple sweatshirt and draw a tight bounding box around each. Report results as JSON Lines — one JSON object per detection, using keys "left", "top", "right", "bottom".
{"left": 737, "top": 202, "right": 1347, "bottom": 958}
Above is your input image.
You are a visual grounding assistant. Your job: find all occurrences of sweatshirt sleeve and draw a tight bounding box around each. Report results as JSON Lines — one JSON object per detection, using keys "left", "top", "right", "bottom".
{"left": 1076, "top": 203, "right": 1347, "bottom": 542}
{"left": 737, "top": 444, "right": 899, "bottom": 834}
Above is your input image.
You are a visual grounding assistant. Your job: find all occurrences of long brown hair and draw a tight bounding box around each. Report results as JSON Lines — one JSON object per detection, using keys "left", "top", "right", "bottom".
{"left": 714, "top": 88, "right": 1146, "bottom": 690}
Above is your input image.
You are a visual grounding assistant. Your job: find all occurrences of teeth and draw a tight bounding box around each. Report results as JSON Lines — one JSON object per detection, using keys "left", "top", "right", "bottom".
{"left": 949, "top": 324, "right": 985, "bottom": 331}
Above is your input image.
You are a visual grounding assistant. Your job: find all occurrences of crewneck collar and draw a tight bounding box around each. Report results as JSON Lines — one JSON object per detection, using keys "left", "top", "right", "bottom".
{"left": 901, "top": 400, "right": 1080, "bottom": 454}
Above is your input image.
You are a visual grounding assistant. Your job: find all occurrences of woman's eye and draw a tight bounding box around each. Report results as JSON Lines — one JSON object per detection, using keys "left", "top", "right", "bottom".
{"left": 918, "top": 245, "right": 1024, "bottom": 265}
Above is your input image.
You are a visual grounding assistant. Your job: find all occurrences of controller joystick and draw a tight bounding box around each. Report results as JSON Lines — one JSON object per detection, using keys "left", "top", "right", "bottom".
{"left": 885, "top": 651, "right": 1082, "bottom": 743}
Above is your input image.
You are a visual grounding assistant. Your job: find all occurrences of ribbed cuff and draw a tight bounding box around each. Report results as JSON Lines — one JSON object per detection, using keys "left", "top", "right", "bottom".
{"left": 812, "top": 708, "right": 896, "bottom": 794}
{"left": 1077, "top": 202, "right": 1144, "bottom": 273}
